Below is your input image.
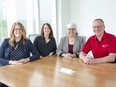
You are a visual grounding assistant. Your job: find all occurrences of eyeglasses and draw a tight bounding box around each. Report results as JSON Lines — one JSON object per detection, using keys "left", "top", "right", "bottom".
{"left": 14, "top": 28, "right": 23, "bottom": 31}
{"left": 92, "top": 25, "right": 104, "bottom": 29}
{"left": 68, "top": 28, "right": 75, "bottom": 30}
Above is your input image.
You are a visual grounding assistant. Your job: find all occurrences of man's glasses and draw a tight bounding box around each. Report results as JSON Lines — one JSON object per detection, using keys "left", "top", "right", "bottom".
{"left": 92, "top": 25, "right": 104, "bottom": 29}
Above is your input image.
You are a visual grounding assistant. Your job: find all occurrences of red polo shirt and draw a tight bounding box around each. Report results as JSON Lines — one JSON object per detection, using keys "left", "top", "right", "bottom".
{"left": 82, "top": 31, "right": 116, "bottom": 58}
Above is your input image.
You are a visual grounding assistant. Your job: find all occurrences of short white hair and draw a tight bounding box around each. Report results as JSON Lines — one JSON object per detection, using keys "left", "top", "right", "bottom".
{"left": 66, "top": 23, "right": 77, "bottom": 29}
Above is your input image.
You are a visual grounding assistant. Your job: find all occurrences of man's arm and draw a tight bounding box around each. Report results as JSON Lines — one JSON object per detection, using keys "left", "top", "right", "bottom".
{"left": 94, "top": 53, "right": 116, "bottom": 63}
{"left": 79, "top": 52, "right": 87, "bottom": 60}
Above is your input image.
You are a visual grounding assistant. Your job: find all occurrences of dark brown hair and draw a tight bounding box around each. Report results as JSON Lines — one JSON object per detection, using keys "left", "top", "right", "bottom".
{"left": 40, "top": 23, "right": 53, "bottom": 39}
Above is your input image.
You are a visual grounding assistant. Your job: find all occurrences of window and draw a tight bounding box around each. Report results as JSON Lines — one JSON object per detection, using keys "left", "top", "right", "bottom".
{"left": 0, "top": 0, "right": 8, "bottom": 43}
{"left": 0, "top": 0, "right": 57, "bottom": 44}
{"left": 39, "top": 0, "right": 57, "bottom": 42}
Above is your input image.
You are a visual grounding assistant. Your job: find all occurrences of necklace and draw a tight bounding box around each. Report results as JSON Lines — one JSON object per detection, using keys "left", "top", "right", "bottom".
{"left": 15, "top": 44, "right": 18, "bottom": 50}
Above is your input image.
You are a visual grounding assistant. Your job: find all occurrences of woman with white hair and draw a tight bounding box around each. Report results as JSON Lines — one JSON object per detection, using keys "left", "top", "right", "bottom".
{"left": 56, "top": 23, "right": 85, "bottom": 58}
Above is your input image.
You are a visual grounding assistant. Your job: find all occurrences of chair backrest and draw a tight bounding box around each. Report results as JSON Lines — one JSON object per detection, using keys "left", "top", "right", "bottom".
{"left": 114, "top": 56, "right": 116, "bottom": 63}
{"left": 28, "top": 34, "right": 39, "bottom": 42}
{"left": 80, "top": 36, "right": 86, "bottom": 43}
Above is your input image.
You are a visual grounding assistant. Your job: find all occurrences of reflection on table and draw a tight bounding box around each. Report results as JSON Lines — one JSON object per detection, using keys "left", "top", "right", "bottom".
{"left": 0, "top": 56, "right": 116, "bottom": 87}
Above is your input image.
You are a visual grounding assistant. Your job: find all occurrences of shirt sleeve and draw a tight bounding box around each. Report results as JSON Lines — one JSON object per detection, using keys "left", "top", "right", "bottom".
{"left": 82, "top": 37, "right": 91, "bottom": 54}
{"left": 109, "top": 35, "right": 116, "bottom": 53}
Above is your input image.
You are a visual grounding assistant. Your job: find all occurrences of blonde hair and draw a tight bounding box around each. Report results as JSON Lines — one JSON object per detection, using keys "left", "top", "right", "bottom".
{"left": 9, "top": 22, "right": 28, "bottom": 46}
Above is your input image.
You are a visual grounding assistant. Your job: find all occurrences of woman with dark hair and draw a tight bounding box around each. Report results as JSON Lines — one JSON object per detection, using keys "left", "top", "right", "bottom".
{"left": 34, "top": 23, "right": 57, "bottom": 57}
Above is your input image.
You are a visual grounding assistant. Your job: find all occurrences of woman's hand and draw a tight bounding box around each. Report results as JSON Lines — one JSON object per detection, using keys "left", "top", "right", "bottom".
{"left": 49, "top": 52, "right": 54, "bottom": 56}
{"left": 18, "top": 58, "right": 30, "bottom": 64}
{"left": 9, "top": 60, "right": 23, "bottom": 65}
{"left": 62, "top": 53, "right": 76, "bottom": 59}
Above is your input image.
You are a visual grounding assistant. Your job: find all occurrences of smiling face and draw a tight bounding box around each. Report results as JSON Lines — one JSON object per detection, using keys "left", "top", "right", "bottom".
{"left": 68, "top": 28, "right": 77, "bottom": 37}
{"left": 43, "top": 24, "right": 51, "bottom": 35}
{"left": 66, "top": 23, "right": 77, "bottom": 37}
{"left": 92, "top": 19, "right": 105, "bottom": 37}
{"left": 13, "top": 24, "right": 23, "bottom": 39}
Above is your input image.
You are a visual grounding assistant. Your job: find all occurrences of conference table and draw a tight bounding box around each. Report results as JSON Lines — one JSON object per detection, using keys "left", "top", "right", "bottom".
{"left": 0, "top": 56, "right": 116, "bottom": 87}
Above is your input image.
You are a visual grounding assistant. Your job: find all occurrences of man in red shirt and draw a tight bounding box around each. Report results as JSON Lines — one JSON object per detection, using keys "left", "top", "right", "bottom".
{"left": 79, "top": 18, "right": 116, "bottom": 64}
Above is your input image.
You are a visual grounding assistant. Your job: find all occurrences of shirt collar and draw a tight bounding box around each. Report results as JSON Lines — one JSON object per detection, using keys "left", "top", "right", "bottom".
{"left": 14, "top": 38, "right": 23, "bottom": 45}
{"left": 94, "top": 31, "right": 107, "bottom": 40}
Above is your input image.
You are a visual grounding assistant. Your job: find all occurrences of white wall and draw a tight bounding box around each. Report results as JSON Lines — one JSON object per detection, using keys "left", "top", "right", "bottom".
{"left": 57, "top": 0, "right": 70, "bottom": 43}
{"left": 70, "top": 0, "right": 116, "bottom": 38}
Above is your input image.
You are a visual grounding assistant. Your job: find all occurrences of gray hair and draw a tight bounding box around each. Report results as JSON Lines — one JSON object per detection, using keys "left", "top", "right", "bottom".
{"left": 66, "top": 23, "right": 77, "bottom": 29}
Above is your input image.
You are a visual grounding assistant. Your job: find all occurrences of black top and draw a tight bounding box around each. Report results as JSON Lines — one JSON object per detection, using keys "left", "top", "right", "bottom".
{"left": 9, "top": 40, "right": 24, "bottom": 60}
{"left": 34, "top": 36, "right": 57, "bottom": 57}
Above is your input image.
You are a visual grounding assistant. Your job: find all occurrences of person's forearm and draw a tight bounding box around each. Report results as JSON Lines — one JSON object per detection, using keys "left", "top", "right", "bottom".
{"left": 94, "top": 54, "right": 115, "bottom": 63}
{"left": 79, "top": 52, "right": 87, "bottom": 60}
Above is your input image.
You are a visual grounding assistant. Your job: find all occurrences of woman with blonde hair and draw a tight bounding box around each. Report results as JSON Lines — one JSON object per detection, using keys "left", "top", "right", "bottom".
{"left": 0, "top": 22, "right": 40, "bottom": 66}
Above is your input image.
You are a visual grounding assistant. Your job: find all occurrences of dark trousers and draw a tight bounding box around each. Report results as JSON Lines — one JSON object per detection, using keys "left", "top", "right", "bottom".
{"left": 0, "top": 82, "right": 9, "bottom": 87}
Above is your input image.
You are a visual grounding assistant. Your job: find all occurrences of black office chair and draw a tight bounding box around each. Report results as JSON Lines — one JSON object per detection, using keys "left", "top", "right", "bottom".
{"left": 114, "top": 57, "right": 116, "bottom": 63}
{"left": 79, "top": 36, "right": 86, "bottom": 43}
